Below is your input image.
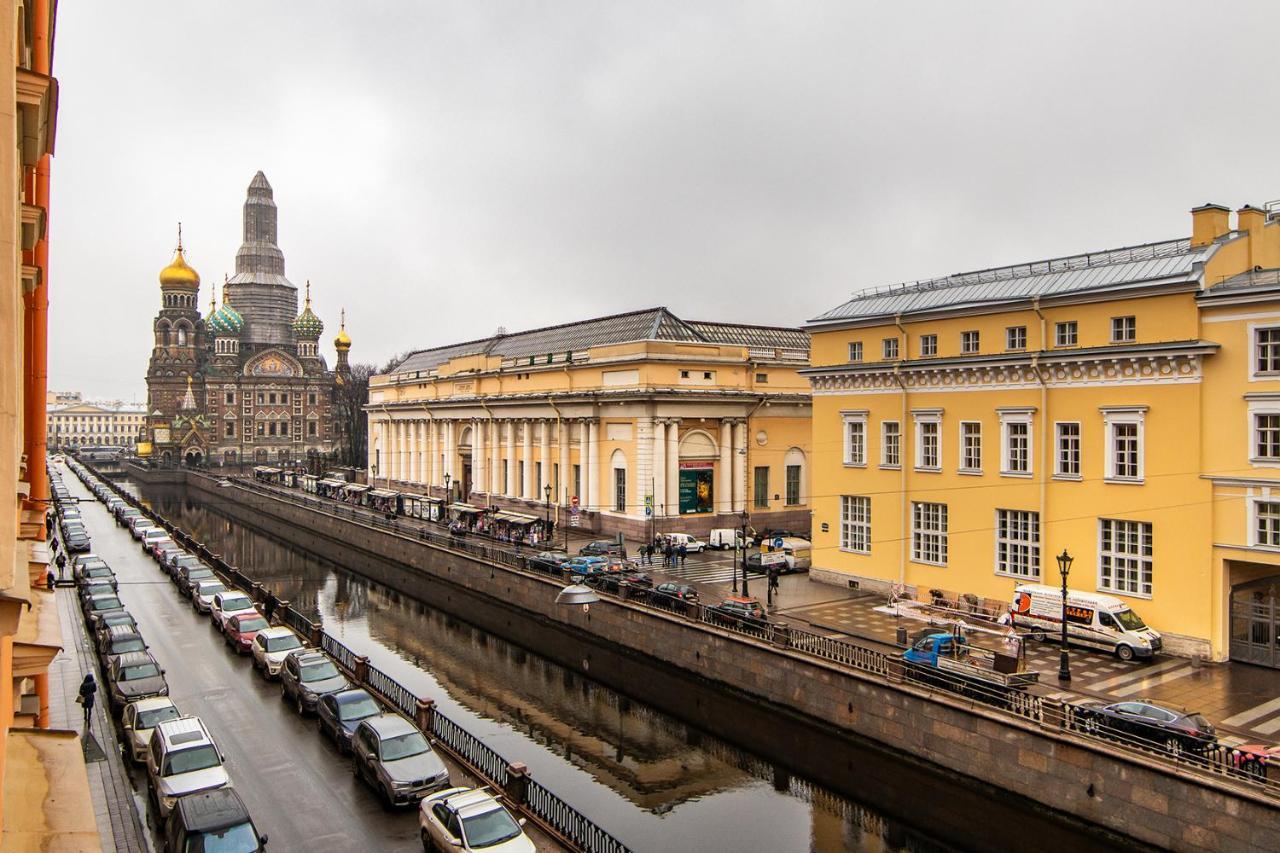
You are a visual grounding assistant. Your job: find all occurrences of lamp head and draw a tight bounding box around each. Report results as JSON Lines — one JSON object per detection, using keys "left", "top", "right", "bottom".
{"left": 1056, "top": 548, "right": 1073, "bottom": 577}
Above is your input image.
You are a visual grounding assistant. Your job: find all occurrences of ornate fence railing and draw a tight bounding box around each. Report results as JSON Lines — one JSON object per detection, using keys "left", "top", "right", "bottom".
{"left": 525, "top": 778, "right": 632, "bottom": 853}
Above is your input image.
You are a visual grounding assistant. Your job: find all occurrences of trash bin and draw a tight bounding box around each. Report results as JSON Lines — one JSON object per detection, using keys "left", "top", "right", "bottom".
{"left": 896, "top": 626, "right": 908, "bottom": 646}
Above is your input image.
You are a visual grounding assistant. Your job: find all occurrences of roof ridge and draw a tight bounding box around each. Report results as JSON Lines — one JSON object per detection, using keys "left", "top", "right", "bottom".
{"left": 687, "top": 318, "right": 808, "bottom": 334}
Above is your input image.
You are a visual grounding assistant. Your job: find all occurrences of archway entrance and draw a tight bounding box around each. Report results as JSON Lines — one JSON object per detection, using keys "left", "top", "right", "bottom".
{"left": 1231, "top": 575, "right": 1280, "bottom": 668}
{"left": 183, "top": 448, "right": 204, "bottom": 467}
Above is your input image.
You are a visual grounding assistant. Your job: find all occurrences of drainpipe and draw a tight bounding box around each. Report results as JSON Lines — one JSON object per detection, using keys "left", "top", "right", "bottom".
{"left": 1032, "top": 298, "right": 1048, "bottom": 561}
{"left": 892, "top": 365, "right": 907, "bottom": 586}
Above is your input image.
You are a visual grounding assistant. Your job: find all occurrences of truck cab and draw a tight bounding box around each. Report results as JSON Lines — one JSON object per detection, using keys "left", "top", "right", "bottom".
{"left": 903, "top": 632, "right": 967, "bottom": 667}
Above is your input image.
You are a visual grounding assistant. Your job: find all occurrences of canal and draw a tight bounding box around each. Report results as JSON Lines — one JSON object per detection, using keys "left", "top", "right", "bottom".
{"left": 125, "top": 479, "right": 1120, "bottom": 853}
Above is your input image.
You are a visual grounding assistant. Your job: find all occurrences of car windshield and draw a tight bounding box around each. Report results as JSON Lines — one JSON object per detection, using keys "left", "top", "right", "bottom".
{"left": 1114, "top": 609, "right": 1146, "bottom": 631}
{"left": 462, "top": 807, "right": 522, "bottom": 848}
{"left": 264, "top": 634, "right": 301, "bottom": 653}
{"left": 221, "top": 597, "right": 251, "bottom": 611}
{"left": 137, "top": 706, "right": 180, "bottom": 729}
{"left": 114, "top": 638, "right": 145, "bottom": 654}
{"left": 188, "top": 569, "right": 214, "bottom": 578}
{"left": 103, "top": 615, "right": 134, "bottom": 628}
{"left": 91, "top": 597, "right": 122, "bottom": 611}
{"left": 176, "top": 557, "right": 202, "bottom": 567}
{"left": 300, "top": 661, "right": 340, "bottom": 682}
{"left": 339, "top": 696, "right": 381, "bottom": 720}
{"left": 198, "top": 584, "right": 227, "bottom": 597}
{"left": 188, "top": 821, "right": 258, "bottom": 853}
{"left": 235, "top": 617, "right": 269, "bottom": 633}
{"left": 119, "top": 662, "right": 160, "bottom": 680}
{"left": 162, "top": 744, "right": 221, "bottom": 775}
{"left": 379, "top": 731, "right": 429, "bottom": 760}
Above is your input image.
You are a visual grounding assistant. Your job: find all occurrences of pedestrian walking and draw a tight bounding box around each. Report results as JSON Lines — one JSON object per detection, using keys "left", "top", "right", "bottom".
{"left": 677, "top": 543, "right": 687, "bottom": 567}
{"left": 664, "top": 543, "right": 675, "bottom": 568}
{"left": 54, "top": 551, "right": 66, "bottom": 580}
{"left": 49, "top": 535, "right": 58, "bottom": 554}
{"left": 76, "top": 674, "right": 96, "bottom": 730}
{"left": 45, "top": 569, "right": 55, "bottom": 591}
{"left": 44, "top": 513, "right": 53, "bottom": 536}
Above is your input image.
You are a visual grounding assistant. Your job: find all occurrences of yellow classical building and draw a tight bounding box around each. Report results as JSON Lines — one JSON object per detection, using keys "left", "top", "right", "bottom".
{"left": 804, "top": 201, "right": 1280, "bottom": 663}
{"left": 367, "top": 308, "right": 811, "bottom": 540}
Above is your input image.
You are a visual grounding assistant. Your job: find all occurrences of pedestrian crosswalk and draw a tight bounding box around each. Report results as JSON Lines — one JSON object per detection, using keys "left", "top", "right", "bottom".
{"left": 638, "top": 559, "right": 739, "bottom": 585}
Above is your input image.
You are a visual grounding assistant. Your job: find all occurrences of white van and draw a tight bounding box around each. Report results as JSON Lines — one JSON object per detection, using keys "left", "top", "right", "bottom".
{"left": 664, "top": 533, "right": 707, "bottom": 553}
{"left": 1011, "top": 584, "right": 1162, "bottom": 661}
{"left": 708, "top": 529, "right": 742, "bottom": 550}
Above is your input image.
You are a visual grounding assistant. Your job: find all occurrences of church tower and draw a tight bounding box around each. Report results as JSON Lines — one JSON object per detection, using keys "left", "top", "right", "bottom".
{"left": 225, "top": 171, "right": 298, "bottom": 348}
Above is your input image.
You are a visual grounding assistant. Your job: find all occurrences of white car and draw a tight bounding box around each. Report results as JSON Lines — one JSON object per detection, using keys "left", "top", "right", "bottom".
{"left": 250, "top": 626, "right": 305, "bottom": 679}
{"left": 210, "top": 591, "right": 258, "bottom": 633}
{"left": 121, "top": 697, "right": 181, "bottom": 764}
{"left": 419, "top": 787, "right": 534, "bottom": 853}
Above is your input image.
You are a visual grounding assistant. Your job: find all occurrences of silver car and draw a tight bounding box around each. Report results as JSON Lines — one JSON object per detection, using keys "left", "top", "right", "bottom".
{"left": 351, "top": 714, "right": 449, "bottom": 806}
{"left": 121, "top": 697, "right": 180, "bottom": 764}
{"left": 249, "top": 626, "right": 304, "bottom": 679}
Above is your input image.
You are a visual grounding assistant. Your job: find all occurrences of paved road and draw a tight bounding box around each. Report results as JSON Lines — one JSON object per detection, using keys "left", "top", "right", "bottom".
{"left": 66, "top": 470, "right": 423, "bottom": 852}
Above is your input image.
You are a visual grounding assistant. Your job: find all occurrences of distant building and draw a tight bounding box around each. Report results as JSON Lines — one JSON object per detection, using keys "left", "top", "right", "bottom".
{"left": 47, "top": 401, "right": 146, "bottom": 450}
{"left": 367, "top": 307, "right": 811, "bottom": 540}
{"left": 143, "top": 172, "right": 352, "bottom": 467}
{"left": 46, "top": 389, "right": 81, "bottom": 405}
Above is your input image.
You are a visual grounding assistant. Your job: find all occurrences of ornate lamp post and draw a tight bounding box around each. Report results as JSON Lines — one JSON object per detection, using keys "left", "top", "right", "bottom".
{"left": 444, "top": 472, "right": 451, "bottom": 503}
{"left": 1057, "top": 548, "right": 1074, "bottom": 683}
{"left": 543, "top": 483, "right": 552, "bottom": 546}
{"left": 739, "top": 510, "right": 751, "bottom": 598}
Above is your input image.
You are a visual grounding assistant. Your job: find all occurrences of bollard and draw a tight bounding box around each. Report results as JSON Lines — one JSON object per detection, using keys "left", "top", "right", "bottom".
{"left": 353, "top": 654, "right": 369, "bottom": 686}
{"left": 415, "top": 698, "right": 436, "bottom": 734}
{"left": 504, "top": 762, "right": 530, "bottom": 806}
{"left": 310, "top": 623, "right": 323, "bottom": 648}
{"left": 772, "top": 622, "right": 791, "bottom": 648}
{"left": 896, "top": 626, "right": 908, "bottom": 647}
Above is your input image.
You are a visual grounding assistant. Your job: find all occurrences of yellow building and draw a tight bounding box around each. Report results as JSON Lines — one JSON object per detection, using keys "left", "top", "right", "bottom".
{"left": 804, "top": 201, "right": 1280, "bottom": 663}
{"left": 47, "top": 401, "right": 145, "bottom": 450}
{"left": 368, "top": 308, "right": 811, "bottom": 540}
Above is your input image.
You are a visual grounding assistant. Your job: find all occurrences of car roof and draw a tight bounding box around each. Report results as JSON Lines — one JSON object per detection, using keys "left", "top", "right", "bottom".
{"left": 290, "top": 650, "right": 331, "bottom": 666}
{"left": 156, "top": 716, "right": 213, "bottom": 748}
{"left": 106, "top": 624, "right": 141, "bottom": 639}
{"left": 257, "top": 626, "right": 296, "bottom": 639}
{"left": 230, "top": 612, "right": 267, "bottom": 624}
{"left": 725, "top": 596, "right": 757, "bottom": 604}
{"left": 333, "top": 688, "right": 374, "bottom": 705}
{"left": 173, "top": 787, "right": 250, "bottom": 832}
{"left": 445, "top": 788, "right": 504, "bottom": 818}
{"left": 129, "top": 696, "right": 176, "bottom": 713}
{"left": 361, "top": 713, "right": 416, "bottom": 737}
{"left": 114, "top": 651, "right": 156, "bottom": 667}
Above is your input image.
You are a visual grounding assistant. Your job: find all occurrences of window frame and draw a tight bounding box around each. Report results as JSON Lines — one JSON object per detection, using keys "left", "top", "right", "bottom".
{"left": 910, "top": 501, "right": 948, "bottom": 566}
{"left": 848, "top": 341, "right": 863, "bottom": 363}
{"left": 919, "top": 334, "right": 937, "bottom": 358}
{"left": 1110, "top": 315, "right": 1136, "bottom": 344}
{"left": 882, "top": 337, "right": 899, "bottom": 360}
{"left": 1054, "top": 321, "right": 1078, "bottom": 348}
{"left": 840, "top": 495, "right": 871, "bottom": 555}
{"left": 960, "top": 330, "right": 980, "bottom": 354}
{"left": 1253, "top": 500, "right": 1280, "bottom": 548}
{"left": 913, "top": 411, "right": 942, "bottom": 472}
{"left": 1248, "top": 400, "right": 1280, "bottom": 466}
{"left": 999, "top": 409, "right": 1034, "bottom": 478}
{"left": 784, "top": 465, "right": 802, "bottom": 506}
{"left": 1005, "top": 326, "right": 1027, "bottom": 351}
{"left": 1103, "top": 407, "right": 1145, "bottom": 484}
{"left": 994, "top": 508, "right": 1041, "bottom": 579}
{"left": 1054, "top": 421, "right": 1082, "bottom": 480}
{"left": 1097, "top": 518, "right": 1153, "bottom": 598}
{"left": 959, "top": 421, "right": 982, "bottom": 473}
{"left": 842, "top": 412, "right": 868, "bottom": 467}
{"left": 880, "top": 420, "right": 901, "bottom": 469}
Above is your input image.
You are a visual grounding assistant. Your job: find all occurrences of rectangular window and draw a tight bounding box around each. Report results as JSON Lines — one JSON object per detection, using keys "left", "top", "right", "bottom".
{"left": 840, "top": 496, "right": 871, "bottom": 554}
{"left": 753, "top": 467, "right": 769, "bottom": 509}
{"left": 1055, "top": 321, "right": 1078, "bottom": 347}
{"left": 882, "top": 338, "right": 899, "bottom": 360}
{"left": 1099, "top": 519, "right": 1153, "bottom": 596}
{"left": 281, "top": 420, "right": 290, "bottom": 437}
{"left": 960, "top": 422, "right": 981, "bottom": 471}
{"left": 785, "top": 465, "right": 801, "bottom": 506}
{"left": 1255, "top": 413, "right": 1280, "bottom": 460}
{"left": 911, "top": 502, "right": 948, "bottom": 565}
{"left": 308, "top": 421, "right": 317, "bottom": 436}
{"left": 1112, "top": 422, "right": 1140, "bottom": 479}
{"left": 1256, "top": 328, "right": 1280, "bottom": 374}
{"left": 1111, "top": 316, "right": 1136, "bottom": 343}
{"left": 281, "top": 392, "right": 290, "bottom": 405}
{"left": 755, "top": 373, "right": 768, "bottom": 383}
{"left": 573, "top": 465, "right": 581, "bottom": 501}
{"left": 269, "top": 393, "right": 277, "bottom": 405}
{"left": 225, "top": 422, "right": 235, "bottom": 438}
{"left": 309, "top": 392, "right": 318, "bottom": 405}
{"left": 256, "top": 392, "right": 265, "bottom": 405}
{"left": 1006, "top": 326, "right": 1027, "bottom": 351}
{"left": 916, "top": 418, "right": 940, "bottom": 470}
{"left": 1055, "top": 422, "right": 1081, "bottom": 477}
{"left": 268, "top": 422, "right": 277, "bottom": 437}
{"left": 995, "top": 509, "right": 1040, "bottom": 578}
{"left": 1257, "top": 502, "right": 1280, "bottom": 547}
{"left": 256, "top": 421, "right": 265, "bottom": 436}
{"left": 614, "top": 467, "right": 626, "bottom": 513}
{"left": 843, "top": 415, "right": 866, "bottom": 466}
{"left": 881, "top": 421, "right": 901, "bottom": 467}
{"left": 960, "top": 331, "right": 980, "bottom": 354}
{"left": 848, "top": 342, "right": 863, "bottom": 363}
{"left": 919, "top": 334, "right": 937, "bottom": 357}
{"left": 1004, "top": 421, "right": 1030, "bottom": 474}
{"left": 225, "top": 392, "right": 234, "bottom": 405}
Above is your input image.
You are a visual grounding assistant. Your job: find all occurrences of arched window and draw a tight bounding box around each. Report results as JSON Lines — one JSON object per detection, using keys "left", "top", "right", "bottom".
{"left": 156, "top": 320, "right": 171, "bottom": 347}
{"left": 783, "top": 447, "right": 806, "bottom": 506}
{"left": 610, "top": 449, "right": 627, "bottom": 513}
{"left": 175, "top": 325, "right": 188, "bottom": 346}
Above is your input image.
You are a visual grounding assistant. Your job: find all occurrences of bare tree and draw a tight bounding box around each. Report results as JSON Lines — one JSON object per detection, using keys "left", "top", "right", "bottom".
{"left": 331, "top": 352, "right": 412, "bottom": 471}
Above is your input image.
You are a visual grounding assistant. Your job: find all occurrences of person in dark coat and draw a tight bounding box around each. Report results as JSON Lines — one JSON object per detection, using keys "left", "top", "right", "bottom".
{"left": 664, "top": 543, "right": 675, "bottom": 568}
{"left": 77, "top": 673, "right": 96, "bottom": 729}
{"left": 44, "top": 513, "right": 53, "bottom": 536}
{"left": 54, "top": 551, "right": 66, "bottom": 580}
{"left": 677, "top": 543, "right": 688, "bottom": 567}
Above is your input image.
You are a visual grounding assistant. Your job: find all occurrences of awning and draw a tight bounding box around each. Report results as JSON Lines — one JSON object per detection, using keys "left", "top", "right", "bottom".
{"left": 449, "top": 503, "right": 484, "bottom": 515}
{"left": 301, "top": 474, "right": 318, "bottom": 482}
{"left": 342, "top": 484, "right": 370, "bottom": 494}
{"left": 255, "top": 466, "right": 282, "bottom": 475}
{"left": 318, "top": 479, "right": 345, "bottom": 488}
{"left": 494, "top": 511, "right": 539, "bottom": 525}
{"left": 369, "top": 489, "right": 398, "bottom": 499}
{"left": 405, "top": 494, "right": 443, "bottom": 505}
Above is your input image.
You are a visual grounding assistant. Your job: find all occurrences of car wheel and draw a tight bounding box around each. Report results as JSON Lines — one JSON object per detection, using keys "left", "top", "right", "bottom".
{"left": 1165, "top": 736, "right": 1183, "bottom": 757}
{"left": 1031, "top": 628, "right": 1047, "bottom": 643}
{"left": 421, "top": 829, "right": 437, "bottom": 852}
{"left": 281, "top": 682, "right": 290, "bottom": 703}
{"left": 1115, "top": 644, "right": 1136, "bottom": 662}
{"left": 296, "top": 692, "right": 306, "bottom": 716}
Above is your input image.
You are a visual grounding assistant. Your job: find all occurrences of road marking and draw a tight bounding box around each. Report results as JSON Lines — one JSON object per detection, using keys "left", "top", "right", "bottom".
{"left": 1252, "top": 714, "right": 1280, "bottom": 735}
{"left": 1108, "top": 666, "right": 1193, "bottom": 698}
{"left": 1080, "top": 657, "right": 1186, "bottom": 692}
{"left": 1220, "top": 696, "right": 1280, "bottom": 728}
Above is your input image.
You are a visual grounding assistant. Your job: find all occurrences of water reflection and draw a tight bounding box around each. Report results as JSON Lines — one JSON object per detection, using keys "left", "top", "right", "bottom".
{"left": 134, "top": 483, "right": 944, "bottom": 852}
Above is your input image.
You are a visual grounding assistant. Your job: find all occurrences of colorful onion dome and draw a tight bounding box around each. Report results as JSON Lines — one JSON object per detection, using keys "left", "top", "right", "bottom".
{"left": 209, "top": 282, "right": 244, "bottom": 336}
{"left": 159, "top": 225, "right": 200, "bottom": 289}
{"left": 293, "top": 281, "right": 325, "bottom": 339}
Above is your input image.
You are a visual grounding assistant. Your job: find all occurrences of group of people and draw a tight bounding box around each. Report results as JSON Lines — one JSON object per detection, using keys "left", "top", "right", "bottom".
{"left": 638, "top": 537, "right": 688, "bottom": 568}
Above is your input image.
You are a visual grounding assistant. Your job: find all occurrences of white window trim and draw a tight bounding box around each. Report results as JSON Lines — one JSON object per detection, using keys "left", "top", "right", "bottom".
{"left": 1005, "top": 326, "right": 1027, "bottom": 351}
{"left": 1249, "top": 494, "right": 1280, "bottom": 550}
{"left": 840, "top": 495, "right": 872, "bottom": 555}
{"left": 1246, "top": 398, "right": 1280, "bottom": 468}
{"left": 919, "top": 335, "right": 937, "bottom": 358}
{"left": 910, "top": 500, "right": 948, "bottom": 566}
{"left": 1053, "top": 421, "right": 1083, "bottom": 481}
{"left": 883, "top": 337, "right": 899, "bottom": 360}
{"left": 913, "top": 410, "right": 942, "bottom": 472}
{"left": 958, "top": 420, "right": 982, "bottom": 474}
{"left": 1249, "top": 322, "right": 1280, "bottom": 382}
{"left": 1054, "top": 321, "right": 1078, "bottom": 348}
{"left": 993, "top": 508, "right": 1041, "bottom": 580}
{"left": 880, "top": 420, "right": 901, "bottom": 470}
{"left": 998, "top": 408, "right": 1035, "bottom": 478}
{"left": 960, "top": 330, "right": 980, "bottom": 354}
{"left": 841, "top": 411, "right": 868, "bottom": 468}
{"left": 1102, "top": 406, "right": 1146, "bottom": 484}
{"left": 1096, "top": 517, "right": 1153, "bottom": 599}
{"left": 848, "top": 341, "right": 863, "bottom": 363}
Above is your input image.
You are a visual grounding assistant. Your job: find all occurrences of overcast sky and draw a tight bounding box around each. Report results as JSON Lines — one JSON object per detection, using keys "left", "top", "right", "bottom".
{"left": 48, "top": 1, "right": 1280, "bottom": 401}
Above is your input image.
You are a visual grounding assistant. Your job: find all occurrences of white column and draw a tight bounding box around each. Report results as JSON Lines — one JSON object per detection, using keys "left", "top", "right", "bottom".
{"left": 505, "top": 420, "right": 516, "bottom": 497}
{"left": 372, "top": 419, "right": 383, "bottom": 478}
{"left": 418, "top": 419, "right": 427, "bottom": 484}
{"left": 427, "top": 419, "right": 437, "bottom": 486}
{"left": 489, "top": 420, "right": 500, "bottom": 494}
{"left": 558, "top": 420, "right": 569, "bottom": 504}
{"left": 387, "top": 421, "right": 397, "bottom": 482}
{"left": 473, "top": 418, "right": 485, "bottom": 497}
{"left": 718, "top": 419, "right": 733, "bottom": 514}
{"left": 666, "top": 419, "right": 680, "bottom": 514}
{"left": 577, "top": 419, "right": 588, "bottom": 503}
{"left": 539, "top": 420, "right": 551, "bottom": 502}
{"left": 442, "top": 420, "right": 453, "bottom": 487}
{"left": 652, "top": 420, "right": 667, "bottom": 518}
{"left": 410, "top": 420, "right": 420, "bottom": 484}
{"left": 521, "top": 419, "right": 534, "bottom": 499}
{"left": 734, "top": 420, "right": 749, "bottom": 513}
{"left": 586, "top": 418, "right": 600, "bottom": 511}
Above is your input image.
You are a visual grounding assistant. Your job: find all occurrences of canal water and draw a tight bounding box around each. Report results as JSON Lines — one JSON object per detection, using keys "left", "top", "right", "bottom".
{"left": 125, "top": 480, "right": 980, "bottom": 853}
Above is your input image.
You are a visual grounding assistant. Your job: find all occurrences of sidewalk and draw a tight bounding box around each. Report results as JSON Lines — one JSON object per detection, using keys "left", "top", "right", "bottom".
{"left": 52, "top": 585, "right": 150, "bottom": 853}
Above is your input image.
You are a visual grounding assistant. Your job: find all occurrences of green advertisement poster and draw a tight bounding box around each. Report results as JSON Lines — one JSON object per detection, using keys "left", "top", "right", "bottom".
{"left": 679, "top": 468, "right": 714, "bottom": 514}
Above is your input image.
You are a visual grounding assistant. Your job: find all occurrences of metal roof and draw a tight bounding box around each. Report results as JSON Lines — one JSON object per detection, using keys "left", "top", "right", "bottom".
{"left": 1203, "top": 266, "right": 1280, "bottom": 295}
{"left": 390, "top": 308, "right": 809, "bottom": 375}
{"left": 808, "top": 238, "right": 1212, "bottom": 326}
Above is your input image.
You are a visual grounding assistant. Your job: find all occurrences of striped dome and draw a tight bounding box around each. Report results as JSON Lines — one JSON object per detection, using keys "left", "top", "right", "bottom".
{"left": 209, "top": 301, "right": 244, "bottom": 336}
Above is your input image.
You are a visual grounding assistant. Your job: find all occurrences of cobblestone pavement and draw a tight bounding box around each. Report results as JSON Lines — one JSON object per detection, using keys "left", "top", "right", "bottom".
{"left": 51, "top": 582, "right": 151, "bottom": 853}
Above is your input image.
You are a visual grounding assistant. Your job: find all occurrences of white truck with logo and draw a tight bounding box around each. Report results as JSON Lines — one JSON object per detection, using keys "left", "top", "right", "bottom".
{"left": 1010, "top": 584, "right": 1162, "bottom": 661}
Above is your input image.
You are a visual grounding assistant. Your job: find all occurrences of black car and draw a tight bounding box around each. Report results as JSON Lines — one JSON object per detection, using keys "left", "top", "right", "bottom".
{"left": 652, "top": 582, "right": 699, "bottom": 611}
{"left": 526, "top": 551, "right": 571, "bottom": 574}
{"left": 162, "top": 788, "right": 266, "bottom": 852}
{"left": 280, "top": 650, "right": 351, "bottom": 715}
{"left": 317, "top": 688, "right": 383, "bottom": 754}
{"left": 578, "top": 539, "right": 626, "bottom": 558}
{"left": 584, "top": 571, "right": 652, "bottom": 596}
{"left": 1079, "top": 700, "right": 1217, "bottom": 754}
{"left": 706, "top": 596, "right": 769, "bottom": 631}
{"left": 64, "top": 530, "right": 91, "bottom": 553}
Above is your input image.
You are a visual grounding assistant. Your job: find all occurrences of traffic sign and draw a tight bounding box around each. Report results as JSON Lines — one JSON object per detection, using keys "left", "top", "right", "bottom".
{"left": 644, "top": 494, "right": 653, "bottom": 517}
{"left": 760, "top": 551, "right": 787, "bottom": 567}
{"left": 772, "top": 536, "right": 785, "bottom": 550}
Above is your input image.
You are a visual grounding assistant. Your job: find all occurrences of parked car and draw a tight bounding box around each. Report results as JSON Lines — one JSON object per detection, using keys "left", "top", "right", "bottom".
{"left": 65, "top": 529, "right": 91, "bottom": 552}
{"left": 191, "top": 580, "right": 228, "bottom": 614}
{"left": 161, "top": 550, "right": 192, "bottom": 575}
{"left": 106, "top": 650, "right": 168, "bottom": 711}
{"left": 578, "top": 539, "right": 625, "bottom": 558}
{"left": 224, "top": 613, "right": 271, "bottom": 655}
{"left": 121, "top": 697, "right": 180, "bottom": 764}
{"left": 663, "top": 532, "right": 707, "bottom": 553}
{"left": 652, "top": 582, "right": 699, "bottom": 610}
{"left": 177, "top": 565, "right": 218, "bottom": 598}
{"left": 75, "top": 565, "right": 117, "bottom": 590}
{"left": 317, "top": 688, "right": 383, "bottom": 754}
{"left": 170, "top": 554, "right": 206, "bottom": 582}
{"left": 526, "top": 551, "right": 570, "bottom": 574}
{"left": 94, "top": 611, "right": 138, "bottom": 650}
{"left": 351, "top": 714, "right": 450, "bottom": 806}
{"left": 72, "top": 553, "right": 106, "bottom": 575}
{"left": 751, "top": 529, "right": 805, "bottom": 546}
{"left": 1078, "top": 700, "right": 1217, "bottom": 754}
{"left": 78, "top": 580, "right": 117, "bottom": 604}
{"left": 584, "top": 571, "right": 652, "bottom": 596}
{"left": 84, "top": 593, "right": 126, "bottom": 628}
{"left": 156, "top": 546, "right": 183, "bottom": 569}
{"left": 707, "top": 596, "right": 769, "bottom": 630}
{"left": 250, "top": 626, "right": 304, "bottom": 679}
{"left": 1012, "top": 584, "right": 1162, "bottom": 661}
{"left": 141, "top": 528, "right": 170, "bottom": 552}
{"left": 148, "top": 536, "right": 177, "bottom": 560}
{"left": 563, "top": 555, "right": 608, "bottom": 576}
{"left": 129, "top": 517, "right": 157, "bottom": 538}
{"left": 419, "top": 786, "right": 534, "bottom": 853}
{"left": 146, "top": 716, "right": 231, "bottom": 819}
{"left": 210, "top": 591, "right": 258, "bottom": 633}
{"left": 280, "top": 650, "right": 350, "bottom": 715}
{"left": 98, "top": 625, "right": 147, "bottom": 667}
{"left": 117, "top": 507, "right": 142, "bottom": 526}
{"left": 162, "top": 788, "right": 267, "bottom": 853}
{"left": 708, "top": 528, "right": 744, "bottom": 550}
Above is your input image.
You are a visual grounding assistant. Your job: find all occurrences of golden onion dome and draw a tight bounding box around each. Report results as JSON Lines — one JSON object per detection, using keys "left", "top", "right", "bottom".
{"left": 159, "top": 247, "right": 200, "bottom": 288}
{"left": 334, "top": 308, "right": 352, "bottom": 351}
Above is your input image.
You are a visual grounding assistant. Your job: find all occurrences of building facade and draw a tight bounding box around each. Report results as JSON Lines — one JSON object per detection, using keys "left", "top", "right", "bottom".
{"left": 0, "top": 0, "right": 100, "bottom": 844}
{"left": 47, "top": 400, "right": 145, "bottom": 450}
{"left": 367, "top": 308, "right": 811, "bottom": 540}
{"left": 804, "top": 201, "right": 1280, "bottom": 663}
{"left": 143, "top": 172, "right": 352, "bottom": 468}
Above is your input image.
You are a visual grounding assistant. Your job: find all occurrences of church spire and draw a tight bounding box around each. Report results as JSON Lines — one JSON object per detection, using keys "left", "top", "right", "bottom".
{"left": 235, "top": 170, "right": 285, "bottom": 277}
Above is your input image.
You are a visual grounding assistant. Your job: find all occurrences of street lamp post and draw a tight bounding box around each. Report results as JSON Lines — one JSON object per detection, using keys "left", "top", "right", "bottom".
{"left": 1057, "top": 548, "right": 1073, "bottom": 683}
{"left": 444, "top": 473, "right": 451, "bottom": 504}
{"left": 543, "top": 483, "right": 552, "bottom": 545}
{"left": 739, "top": 510, "right": 751, "bottom": 598}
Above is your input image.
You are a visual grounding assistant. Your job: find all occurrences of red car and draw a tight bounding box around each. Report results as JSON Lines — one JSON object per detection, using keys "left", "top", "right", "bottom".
{"left": 224, "top": 612, "right": 271, "bottom": 655}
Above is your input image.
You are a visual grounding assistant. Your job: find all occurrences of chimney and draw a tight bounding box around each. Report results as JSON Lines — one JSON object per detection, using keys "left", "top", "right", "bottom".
{"left": 1191, "top": 203, "right": 1231, "bottom": 247}
{"left": 1238, "top": 205, "right": 1267, "bottom": 269}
